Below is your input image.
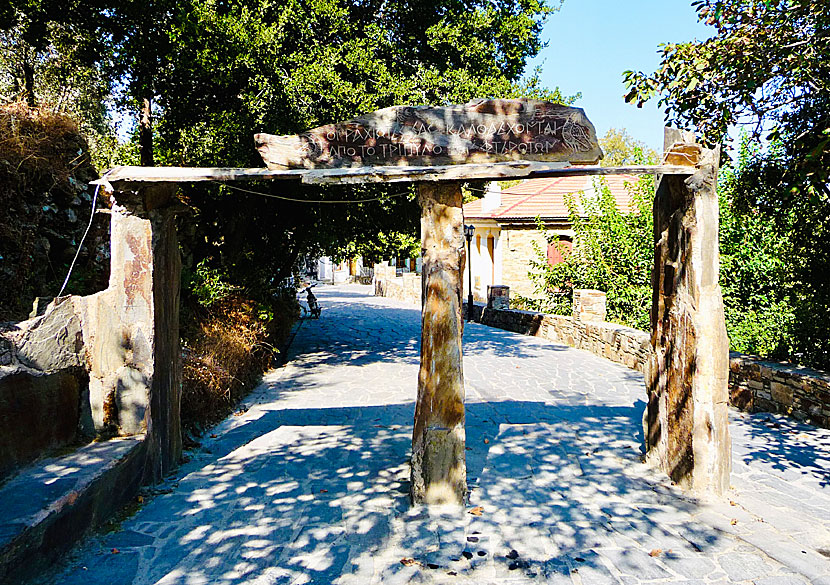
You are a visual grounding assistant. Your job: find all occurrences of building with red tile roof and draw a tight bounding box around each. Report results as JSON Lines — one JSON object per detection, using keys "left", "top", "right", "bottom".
{"left": 462, "top": 175, "right": 639, "bottom": 302}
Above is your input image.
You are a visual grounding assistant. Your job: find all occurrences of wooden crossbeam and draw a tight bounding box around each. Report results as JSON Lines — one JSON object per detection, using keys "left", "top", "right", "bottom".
{"left": 94, "top": 162, "right": 695, "bottom": 188}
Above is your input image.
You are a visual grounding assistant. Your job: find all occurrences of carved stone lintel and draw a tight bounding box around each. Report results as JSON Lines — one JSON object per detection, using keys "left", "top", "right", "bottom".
{"left": 256, "top": 99, "right": 603, "bottom": 170}
{"left": 411, "top": 181, "right": 467, "bottom": 505}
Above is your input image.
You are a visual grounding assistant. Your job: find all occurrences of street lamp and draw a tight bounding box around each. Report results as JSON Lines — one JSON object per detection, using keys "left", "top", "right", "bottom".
{"left": 464, "top": 224, "right": 475, "bottom": 321}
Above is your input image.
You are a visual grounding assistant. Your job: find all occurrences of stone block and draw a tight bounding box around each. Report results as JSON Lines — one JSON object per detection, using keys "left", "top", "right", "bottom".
{"left": 0, "top": 437, "right": 146, "bottom": 583}
{"left": 0, "top": 368, "right": 83, "bottom": 479}
{"left": 770, "top": 382, "right": 794, "bottom": 407}
{"left": 487, "top": 285, "right": 510, "bottom": 310}
{"left": 573, "top": 289, "right": 606, "bottom": 322}
{"left": 730, "top": 384, "right": 754, "bottom": 411}
{"left": 755, "top": 397, "right": 777, "bottom": 412}
{"left": 15, "top": 298, "right": 86, "bottom": 372}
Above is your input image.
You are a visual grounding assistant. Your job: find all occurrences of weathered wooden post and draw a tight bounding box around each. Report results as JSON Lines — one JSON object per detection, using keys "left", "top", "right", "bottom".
{"left": 645, "top": 128, "right": 731, "bottom": 493}
{"left": 411, "top": 181, "right": 467, "bottom": 505}
{"left": 254, "top": 98, "right": 603, "bottom": 504}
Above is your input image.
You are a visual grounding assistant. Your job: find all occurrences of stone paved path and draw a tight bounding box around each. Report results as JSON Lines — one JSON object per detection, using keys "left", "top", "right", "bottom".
{"left": 36, "top": 285, "right": 830, "bottom": 585}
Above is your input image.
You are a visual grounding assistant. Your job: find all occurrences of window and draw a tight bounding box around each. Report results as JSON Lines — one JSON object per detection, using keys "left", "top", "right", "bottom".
{"left": 547, "top": 237, "right": 572, "bottom": 266}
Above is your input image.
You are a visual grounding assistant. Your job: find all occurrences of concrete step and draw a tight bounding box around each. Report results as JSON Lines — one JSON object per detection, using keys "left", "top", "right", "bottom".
{"left": 0, "top": 436, "right": 146, "bottom": 584}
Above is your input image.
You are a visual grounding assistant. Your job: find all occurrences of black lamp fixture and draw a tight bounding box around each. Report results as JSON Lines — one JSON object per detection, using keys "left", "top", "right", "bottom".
{"left": 464, "top": 224, "right": 475, "bottom": 321}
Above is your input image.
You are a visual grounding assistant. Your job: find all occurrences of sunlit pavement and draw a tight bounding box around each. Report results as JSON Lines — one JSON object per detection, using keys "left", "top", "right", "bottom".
{"left": 38, "top": 284, "right": 830, "bottom": 585}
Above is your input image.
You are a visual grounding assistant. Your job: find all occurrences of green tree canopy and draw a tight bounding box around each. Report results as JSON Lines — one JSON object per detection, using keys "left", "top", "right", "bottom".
{"left": 149, "top": 0, "right": 570, "bottom": 289}
{"left": 598, "top": 128, "right": 658, "bottom": 166}
{"left": 621, "top": 1, "right": 830, "bottom": 369}
{"left": 1, "top": 0, "right": 571, "bottom": 298}
{"left": 623, "top": 2, "right": 828, "bottom": 138}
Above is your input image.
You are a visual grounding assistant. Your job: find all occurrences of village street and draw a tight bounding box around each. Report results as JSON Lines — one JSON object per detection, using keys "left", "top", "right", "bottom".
{"left": 38, "top": 285, "right": 830, "bottom": 585}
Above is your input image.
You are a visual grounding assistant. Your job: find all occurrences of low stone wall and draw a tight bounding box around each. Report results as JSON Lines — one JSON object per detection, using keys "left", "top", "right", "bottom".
{"left": 372, "top": 270, "right": 830, "bottom": 428}
{"left": 729, "top": 353, "right": 830, "bottom": 428}
{"left": 469, "top": 304, "right": 830, "bottom": 428}
{"left": 373, "top": 264, "right": 420, "bottom": 306}
{"left": 468, "top": 304, "right": 651, "bottom": 374}
{"left": 538, "top": 312, "right": 651, "bottom": 373}
{"left": 471, "top": 305, "right": 830, "bottom": 428}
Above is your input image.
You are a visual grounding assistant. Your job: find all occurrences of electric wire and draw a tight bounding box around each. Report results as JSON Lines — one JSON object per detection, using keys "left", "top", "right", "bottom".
{"left": 57, "top": 181, "right": 101, "bottom": 298}
{"left": 214, "top": 181, "right": 415, "bottom": 203}
{"left": 53, "top": 175, "right": 482, "bottom": 297}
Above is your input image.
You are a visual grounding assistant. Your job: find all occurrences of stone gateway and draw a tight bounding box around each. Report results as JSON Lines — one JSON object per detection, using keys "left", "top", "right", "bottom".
{"left": 82, "top": 115, "right": 728, "bottom": 510}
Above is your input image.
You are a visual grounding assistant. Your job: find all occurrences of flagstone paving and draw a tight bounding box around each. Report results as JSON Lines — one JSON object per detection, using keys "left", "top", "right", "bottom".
{"left": 34, "top": 285, "right": 830, "bottom": 585}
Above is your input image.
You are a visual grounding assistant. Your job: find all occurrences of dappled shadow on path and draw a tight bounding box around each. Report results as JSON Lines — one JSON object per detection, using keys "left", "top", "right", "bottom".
{"left": 293, "top": 289, "right": 587, "bottom": 371}
{"left": 54, "top": 399, "right": 733, "bottom": 585}
{"left": 731, "top": 412, "right": 830, "bottom": 488}
{"left": 43, "top": 286, "right": 829, "bottom": 584}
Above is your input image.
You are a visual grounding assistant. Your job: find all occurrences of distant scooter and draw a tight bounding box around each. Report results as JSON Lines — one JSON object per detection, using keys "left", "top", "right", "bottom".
{"left": 301, "top": 283, "right": 321, "bottom": 319}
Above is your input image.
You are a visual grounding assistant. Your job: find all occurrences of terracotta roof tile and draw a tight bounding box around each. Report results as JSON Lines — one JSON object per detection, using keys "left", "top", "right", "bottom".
{"left": 464, "top": 174, "right": 641, "bottom": 220}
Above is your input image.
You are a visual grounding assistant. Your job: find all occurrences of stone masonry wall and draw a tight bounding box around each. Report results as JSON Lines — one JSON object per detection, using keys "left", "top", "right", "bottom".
{"left": 373, "top": 264, "right": 420, "bottom": 306}
{"left": 729, "top": 353, "right": 830, "bottom": 428}
{"left": 373, "top": 271, "right": 830, "bottom": 428}
{"left": 472, "top": 304, "right": 829, "bottom": 428}
{"left": 500, "top": 228, "right": 547, "bottom": 300}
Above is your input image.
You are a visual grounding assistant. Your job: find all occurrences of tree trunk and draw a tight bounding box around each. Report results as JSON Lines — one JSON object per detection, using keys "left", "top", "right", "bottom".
{"left": 22, "top": 58, "right": 36, "bottom": 108}
{"left": 139, "top": 96, "right": 154, "bottom": 167}
{"left": 411, "top": 181, "right": 467, "bottom": 506}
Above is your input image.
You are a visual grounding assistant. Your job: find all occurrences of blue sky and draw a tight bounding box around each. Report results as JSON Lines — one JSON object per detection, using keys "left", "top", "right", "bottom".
{"left": 526, "top": 0, "right": 711, "bottom": 151}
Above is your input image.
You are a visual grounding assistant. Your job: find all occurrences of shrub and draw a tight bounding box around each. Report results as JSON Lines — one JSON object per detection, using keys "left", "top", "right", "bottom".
{"left": 525, "top": 175, "right": 655, "bottom": 330}
{"left": 180, "top": 272, "right": 298, "bottom": 432}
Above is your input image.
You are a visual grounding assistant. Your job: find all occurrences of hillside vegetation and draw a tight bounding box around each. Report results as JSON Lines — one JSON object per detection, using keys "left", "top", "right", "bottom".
{"left": 0, "top": 102, "right": 108, "bottom": 321}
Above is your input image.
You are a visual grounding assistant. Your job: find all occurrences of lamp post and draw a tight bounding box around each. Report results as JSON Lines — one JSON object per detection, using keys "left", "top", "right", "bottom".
{"left": 464, "top": 224, "right": 475, "bottom": 321}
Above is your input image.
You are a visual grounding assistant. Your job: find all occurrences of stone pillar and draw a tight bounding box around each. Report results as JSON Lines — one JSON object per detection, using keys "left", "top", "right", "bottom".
{"left": 645, "top": 129, "right": 731, "bottom": 494}
{"left": 487, "top": 285, "right": 510, "bottom": 310}
{"left": 411, "top": 181, "right": 467, "bottom": 505}
{"left": 80, "top": 183, "right": 182, "bottom": 483}
{"left": 147, "top": 199, "right": 183, "bottom": 478}
{"left": 573, "top": 289, "right": 606, "bottom": 322}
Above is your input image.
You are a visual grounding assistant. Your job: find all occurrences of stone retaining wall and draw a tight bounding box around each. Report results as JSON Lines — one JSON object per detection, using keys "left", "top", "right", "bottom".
{"left": 372, "top": 271, "right": 830, "bottom": 428}
{"left": 729, "top": 353, "right": 830, "bottom": 428}
{"left": 373, "top": 264, "right": 420, "bottom": 305}
{"left": 467, "top": 304, "right": 652, "bottom": 374}
{"left": 469, "top": 304, "right": 830, "bottom": 428}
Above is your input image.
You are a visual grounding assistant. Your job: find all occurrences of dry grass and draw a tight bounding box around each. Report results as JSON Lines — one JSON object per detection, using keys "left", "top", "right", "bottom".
{"left": 181, "top": 293, "right": 297, "bottom": 432}
{"left": 0, "top": 101, "right": 80, "bottom": 174}
{"left": 0, "top": 101, "right": 108, "bottom": 320}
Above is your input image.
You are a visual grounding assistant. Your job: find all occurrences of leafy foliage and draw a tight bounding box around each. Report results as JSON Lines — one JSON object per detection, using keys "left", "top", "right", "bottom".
{"left": 523, "top": 175, "right": 655, "bottom": 330}
{"left": 721, "top": 131, "right": 830, "bottom": 368}
{"left": 151, "top": 0, "right": 568, "bottom": 291}
{"left": 1, "top": 0, "right": 567, "bottom": 300}
{"left": 718, "top": 136, "right": 795, "bottom": 358}
{"left": 623, "top": 1, "right": 829, "bottom": 150}
{"left": 598, "top": 128, "right": 659, "bottom": 166}
{"left": 623, "top": 1, "right": 830, "bottom": 369}
{"left": 185, "top": 259, "right": 239, "bottom": 308}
